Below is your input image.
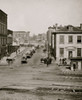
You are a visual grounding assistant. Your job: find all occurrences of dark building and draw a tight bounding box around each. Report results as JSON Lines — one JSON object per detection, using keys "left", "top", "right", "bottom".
{"left": 7, "top": 29, "right": 13, "bottom": 55}
{"left": 0, "top": 9, "right": 7, "bottom": 59}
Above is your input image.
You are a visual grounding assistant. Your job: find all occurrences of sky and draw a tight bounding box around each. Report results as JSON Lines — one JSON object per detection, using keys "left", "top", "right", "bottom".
{"left": 0, "top": 0, "right": 82, "bottom": 35}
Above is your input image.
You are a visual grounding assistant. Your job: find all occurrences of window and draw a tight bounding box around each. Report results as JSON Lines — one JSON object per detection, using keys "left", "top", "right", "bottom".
{"left": 1, "top": 38, "right": 2, "bottom": 45}
{"left": 77, "top": 36, "right": 81, "bottom": 43}
{"left": 2, "top": 25, "right": 3, "bottom": 34}
{"left": 77, "top": 48, "right": 81, "bottom": 57}
{"left": 68, "top": 36, "right": 73, "bottom": 43}
{"left": 60, "top": 48, "right": 64, "bottom": 57}
{"left": 0, "top": 37, "right": 1, "bottom": 45}
{"left": 0, "top": 48, "right": 1, "bottom": 53}
{"left": 60, "top": 35, "right": 64, "bottom": 44}
{"left": 2, "top": 38, "right": 4, "bottom": 45}
{"left": 4, "top": 38, "right": 6, "bottom": 45}
{"left": 0, "top": 24, "right": 1, "bottom": 34}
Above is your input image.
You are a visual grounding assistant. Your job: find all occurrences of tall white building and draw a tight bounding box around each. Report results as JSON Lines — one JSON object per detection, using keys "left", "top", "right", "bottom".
{"left": 50, "top": 24, "right": 82, "bottom": 70}
{"left": 51, "top": 25, "right": 82, "bottom": 60}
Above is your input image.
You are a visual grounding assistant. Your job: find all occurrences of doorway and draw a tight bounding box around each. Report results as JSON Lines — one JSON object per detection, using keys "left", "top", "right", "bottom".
{"left": 68, "top": 51, "right": 73, "bottom": 58}
{"left": 78, "top": 61, "right": 81, "bottom": 70}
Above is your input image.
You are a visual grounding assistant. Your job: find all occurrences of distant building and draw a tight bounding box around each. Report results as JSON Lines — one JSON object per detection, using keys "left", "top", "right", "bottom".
{"left": 46, "top": 26, "right": 56, "bottom": 54}
{"left": 7, "top": 30, "right": 13, "bottom": 45}
{"left": 0, "top": 9, "right": 7, "bottom": 59}
{"left": 29, "top": 33, "right": 46, "bottom": 47}
{"left": 13, "top": 31, "right": 30, "bottom": 46}
{"left": 37, "top": 33, "right": 46, "bottom": 41}
{"left": 7, "top": 29, "right": 13, "bottom": 54}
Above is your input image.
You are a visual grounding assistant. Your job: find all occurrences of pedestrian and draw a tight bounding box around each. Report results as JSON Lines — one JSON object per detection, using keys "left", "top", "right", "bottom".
{"left": 59, "top": 58, "right": 61, "bottom": 64}
{"left": 65, "top": 58, "right": 67, "bottom": 65}
{"left": 18, "top": 49, "right": 20, "bottom": 54}
{"left": 46, "top": 57, "right": 49, "bottom": 67}
{"left": 16, "top": 50, "right": 17, "bottom": 55}
{"left": 62, "top": 58, "right": 65, "bottom": 65}
{"left": 6, "top": 58, "right": 10, "bottom": 65}
{"left": 73, "top": 63, "right": 76, "bottom": 71}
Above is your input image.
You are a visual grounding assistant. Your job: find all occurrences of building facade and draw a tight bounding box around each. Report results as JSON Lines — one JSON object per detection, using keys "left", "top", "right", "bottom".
{"left": 47, "top": 24, "right": 60, "bottom": 56}
{"left": 13, "top": 31, "right": 30, "bottom": 46}
{"left": 51, "top": 24, "right": 82, "bottom": 70}
{"left": 7, "top": 29, "right": 13, "bottom": 55}
{"left": 0, "top": 10, "right": 7, "bottom": 59}
{"left": 36, "top": 33, "right": 46, "bottom": 47}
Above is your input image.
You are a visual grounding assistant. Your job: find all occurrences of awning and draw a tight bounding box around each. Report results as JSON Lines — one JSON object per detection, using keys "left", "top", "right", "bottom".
{"left": 70, "top": 57, "right": 82, "bottom": 61}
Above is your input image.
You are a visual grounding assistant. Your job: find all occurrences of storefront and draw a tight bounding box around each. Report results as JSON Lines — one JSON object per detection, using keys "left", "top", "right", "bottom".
{"left": 70, "top": 57, "right": 82, "bottom": 71}
{"left": 0, "top": 46, "right": 7, "bottom": 58}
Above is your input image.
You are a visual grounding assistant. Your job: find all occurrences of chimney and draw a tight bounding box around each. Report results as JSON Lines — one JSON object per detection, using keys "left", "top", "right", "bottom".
{"left": 53, "top": 23, "right": 58, "bottom": 30}
{"left": 55, "top": 23, "right": 58, "bottom": 30}
{"left": 67, "top": 25, "right": 73, "bottom": 31}
{"left": 80, "top": 24, "right": 82, "bottom": 30}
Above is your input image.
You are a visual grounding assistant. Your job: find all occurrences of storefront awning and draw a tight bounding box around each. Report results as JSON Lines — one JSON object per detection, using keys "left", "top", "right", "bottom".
{"left": 70, "top": 57, "right": 82, "bottom": 61}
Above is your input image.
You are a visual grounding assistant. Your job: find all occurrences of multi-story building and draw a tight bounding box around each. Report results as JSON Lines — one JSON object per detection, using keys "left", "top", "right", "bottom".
{"left": 51, "top": 24, "right": 82, "bottom": 70}
{"left": 7, "top": 29, "right": 13, "bottom": 54}
{"left": 37, "top": 33, "right": 46, "bottom": 41}
{"left": 46, "top": 26, "right": 56, "bottom": 55}
{"left": 13, "top": 31, "right": 30, "bottom": 46}
{"left": 46, "top": 24, "right": 61, "bottom": 56}
{"left": 0, "top": 9, "right": 7, "bottom": 59}
{"left": 7, "top": 30, "right": 13, "bottom": 45}
{"left": 36, "top": 33, "right": 46, "bottom": 47}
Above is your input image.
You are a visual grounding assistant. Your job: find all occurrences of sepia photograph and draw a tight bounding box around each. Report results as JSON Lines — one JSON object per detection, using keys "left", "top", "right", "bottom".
{"left": 0, "top": 0, "right": 82, "bottom": 99}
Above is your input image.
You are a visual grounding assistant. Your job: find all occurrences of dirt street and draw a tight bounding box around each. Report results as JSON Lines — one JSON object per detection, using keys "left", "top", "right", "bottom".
{"left": 0, "top": 47, "right": 82, "bottom": 100}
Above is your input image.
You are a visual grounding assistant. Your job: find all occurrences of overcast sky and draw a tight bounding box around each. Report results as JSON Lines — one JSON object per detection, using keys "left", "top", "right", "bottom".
{"left": 0, "top": 0, "right": 82, "bottom": 35}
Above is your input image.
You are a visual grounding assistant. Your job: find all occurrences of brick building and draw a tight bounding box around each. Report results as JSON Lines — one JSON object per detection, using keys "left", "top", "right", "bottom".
{"left": 0, "top": 9, "right": 7, "bottom": 59}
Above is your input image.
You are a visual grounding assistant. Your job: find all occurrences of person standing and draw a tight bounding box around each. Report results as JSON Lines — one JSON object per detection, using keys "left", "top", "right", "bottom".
{"left": 46, "top": 57, "right": 49, "bottom": 67}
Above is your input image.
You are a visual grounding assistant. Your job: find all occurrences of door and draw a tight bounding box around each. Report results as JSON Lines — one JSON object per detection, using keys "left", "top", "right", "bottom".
{"left": 68, "top": 51, "right": 73, "bottom": 58}
{"left": 78, "top": 62, "right": 81, "bottom": 70}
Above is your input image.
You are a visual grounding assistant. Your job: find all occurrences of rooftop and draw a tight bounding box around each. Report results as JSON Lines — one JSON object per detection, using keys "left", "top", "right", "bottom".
{"left": 0, "top": 9, "right": 7, "bottom": 16}
{"left": 52, "top": 25, "right": 82, "bottom": 34}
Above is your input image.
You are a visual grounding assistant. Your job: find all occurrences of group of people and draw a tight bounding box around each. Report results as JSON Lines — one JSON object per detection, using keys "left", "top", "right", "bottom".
{"left": 41, "top": 56, "right": 53, "bottom": 67}
{"left": 45, "top": 57, "right": 52, "bottom": 66}
{"left": 59, "top": 58, "right": 67, "bottom": 65}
